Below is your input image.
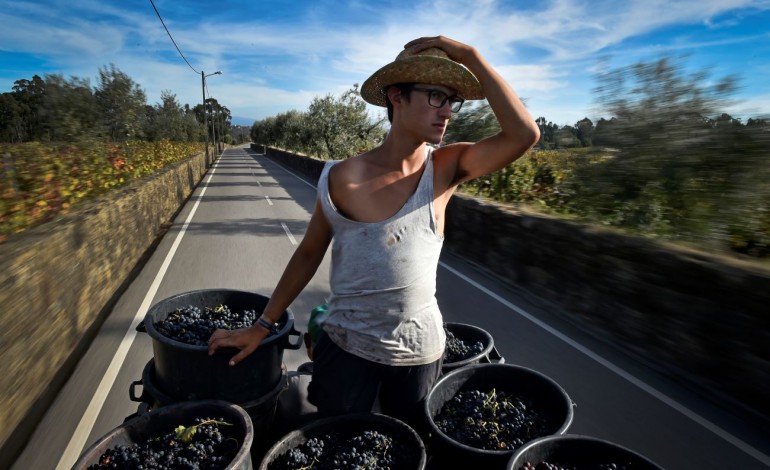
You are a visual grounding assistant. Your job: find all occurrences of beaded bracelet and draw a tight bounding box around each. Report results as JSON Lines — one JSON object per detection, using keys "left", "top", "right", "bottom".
{"left": 256, "top": 315, "right": 277, "bottom": 333}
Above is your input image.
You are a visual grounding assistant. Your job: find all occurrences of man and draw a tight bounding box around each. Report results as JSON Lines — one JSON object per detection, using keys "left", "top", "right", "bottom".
{"left": 208, "top": 35, "right": 539, "bottom": 428}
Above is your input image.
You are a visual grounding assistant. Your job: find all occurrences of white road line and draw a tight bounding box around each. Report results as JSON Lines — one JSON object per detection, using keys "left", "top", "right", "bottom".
{"left": 257, "top": 155, "right": 317, "bottom": 189}
{"left": 281, "top": 222, "right": 297, "bottom": 245}
{"left": 439, "top": 261, "right": 770, "bottom": 467}
{"left": 265, "top": 195, "right": 273, "bottom": 206}
{"left": 55, "top": 162, "right": 219, "bottom": 469}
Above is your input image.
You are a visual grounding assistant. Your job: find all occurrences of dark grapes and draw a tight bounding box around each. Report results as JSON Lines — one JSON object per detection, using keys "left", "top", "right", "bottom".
{"left": 434, "top": 388, "right": 553, "bottom": 451}
{"left": 519, "top": 462, "right": 634, "bottom": 470}
{"left": 87, "top": 417, "right": 239, "bottom": 470}
{"left": 443, "top": 328, "right": 485, "bottom": 364}
{"left": 268, "top": 429, "right": 419, "bottom": 470}
{"left": 155, "top": 304, "right": 280, "bottom": 346}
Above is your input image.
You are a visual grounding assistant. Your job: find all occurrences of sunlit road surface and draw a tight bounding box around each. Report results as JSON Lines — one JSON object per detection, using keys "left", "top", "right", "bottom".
{"left": 11, "top": 145, "right": 770, "bottom": 470}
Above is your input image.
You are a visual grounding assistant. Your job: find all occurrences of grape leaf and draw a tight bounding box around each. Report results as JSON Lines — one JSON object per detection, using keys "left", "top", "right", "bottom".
{"left": 175, "top": 424, "right": 197, "bottom": 443}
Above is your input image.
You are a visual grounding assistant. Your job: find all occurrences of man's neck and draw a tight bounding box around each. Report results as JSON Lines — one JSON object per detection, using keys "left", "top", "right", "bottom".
{"left": 371, "top": 131, "right": 428, "bottom": 173}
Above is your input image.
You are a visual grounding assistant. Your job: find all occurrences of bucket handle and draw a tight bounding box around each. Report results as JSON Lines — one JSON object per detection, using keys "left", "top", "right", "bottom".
{"left": 479, "top": 346, "right": 505, "bottom": 364}
{"left": 283, "top": 325, "right": 303, "bottom": 350}
{"left": 128, "top": 379, "right": 144, "bottom": 402}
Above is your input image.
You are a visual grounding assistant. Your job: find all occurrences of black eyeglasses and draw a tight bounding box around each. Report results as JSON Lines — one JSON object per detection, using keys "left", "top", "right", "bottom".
{"left": 410, "top": 87, "right": 464, "bottom": 113}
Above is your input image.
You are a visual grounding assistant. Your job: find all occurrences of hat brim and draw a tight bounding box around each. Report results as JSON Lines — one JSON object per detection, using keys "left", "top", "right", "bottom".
{"left": 361, "top": 55, "right": 484, "bottom": 107}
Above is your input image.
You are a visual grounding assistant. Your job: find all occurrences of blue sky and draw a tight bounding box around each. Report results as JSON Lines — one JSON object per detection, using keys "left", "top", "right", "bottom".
{"left": 1, "top": 0, "right": 769, "bottom": 126}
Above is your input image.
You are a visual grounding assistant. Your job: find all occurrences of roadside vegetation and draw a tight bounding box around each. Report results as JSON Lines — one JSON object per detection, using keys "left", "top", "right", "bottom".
{"left": 1, "top": 57, "right": 767, "bottom": 261}
{"left": 250, "top": 57, "right": 770, "bottom": 261}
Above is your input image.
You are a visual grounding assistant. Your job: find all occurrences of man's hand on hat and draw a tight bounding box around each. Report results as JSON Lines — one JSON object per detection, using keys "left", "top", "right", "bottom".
{"left": 404, "top": 35, "right": 473, "bottom": 65}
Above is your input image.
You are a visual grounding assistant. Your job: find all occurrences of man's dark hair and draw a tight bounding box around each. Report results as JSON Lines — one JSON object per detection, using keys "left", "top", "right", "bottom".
{"left": 385, "top": 83, "right": 414, "bottom": 123}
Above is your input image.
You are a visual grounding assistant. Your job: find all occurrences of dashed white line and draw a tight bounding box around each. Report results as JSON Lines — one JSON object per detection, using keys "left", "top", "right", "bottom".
{"left": 281, "top": 222, "right": 297, "bottom": 245}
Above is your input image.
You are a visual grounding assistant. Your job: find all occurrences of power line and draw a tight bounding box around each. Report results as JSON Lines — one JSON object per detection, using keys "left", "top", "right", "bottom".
{"left": 149, "top": 0, "right": 199, "bottom": 74}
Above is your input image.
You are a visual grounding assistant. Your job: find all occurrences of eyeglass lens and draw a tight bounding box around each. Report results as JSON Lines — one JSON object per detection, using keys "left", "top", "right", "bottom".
{"left": 411, "top": 87, "right": 463, "bottom": 112}
{"left": 428, "top": 90, "right": 463, "bottom": 112}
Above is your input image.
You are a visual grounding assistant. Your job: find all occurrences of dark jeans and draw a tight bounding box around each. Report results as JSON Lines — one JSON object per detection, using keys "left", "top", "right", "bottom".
{"left": 307, "top": 332, "right": 442, "bottom": 431}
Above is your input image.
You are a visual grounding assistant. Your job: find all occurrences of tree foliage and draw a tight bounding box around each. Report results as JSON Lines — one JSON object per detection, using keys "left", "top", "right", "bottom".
{"left": 559, "top": 56, "right": 769, "bottom": 252}
{"left": 250, "top": 85, "right": 385, "bottom": 160}
{"left": 444, "top": 100, "right": 500, "bottom": 144}
{"left": 192, "top": 98, "right": 233, "bottom": 148}
{"left": 0, "top": 65, "right": 214, "bottom": 144}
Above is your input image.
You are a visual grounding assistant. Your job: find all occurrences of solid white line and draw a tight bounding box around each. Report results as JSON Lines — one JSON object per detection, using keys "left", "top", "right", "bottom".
{"left": 439, "top": 261, "right": 770, "bottom": 467}
{"left": 55, "top": 163, "right": 219, "bottom": 469}
{"left": 281, "top": 222, "right": 297, "bottom": 245}
{"left": 258, "top": 155, "right": 317, "bottom": 189}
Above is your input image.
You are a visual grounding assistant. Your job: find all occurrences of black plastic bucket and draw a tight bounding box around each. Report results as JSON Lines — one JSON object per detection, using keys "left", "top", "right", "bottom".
{"left": 259, "top": 413, "right": 427, "bottom": 470}
{"left": 140, "top": 289, "right": 302, "bottom": 403}
{"left": 129, "top": 358, "right": 288, "bottom": 461}
{"left": 506, "top": 434, "right": 665, "bottom": 470}
{"left": 424, "top": 363, "right": 574, "bottom": 468}
{"left": 442, "top": 322, "right": 504, "bottom": 374}
{"left": 72, "top": 400, "right": 254, "bottom": 469}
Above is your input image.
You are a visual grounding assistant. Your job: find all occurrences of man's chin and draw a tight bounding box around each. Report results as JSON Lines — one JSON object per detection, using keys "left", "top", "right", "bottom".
{"left": 427, "top": 134, "right": 444, "bottom": 145}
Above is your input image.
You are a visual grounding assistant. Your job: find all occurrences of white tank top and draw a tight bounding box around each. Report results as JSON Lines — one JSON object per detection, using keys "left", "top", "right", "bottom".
{"left": 317, "top": 148, "right": 446, "bottom": 365}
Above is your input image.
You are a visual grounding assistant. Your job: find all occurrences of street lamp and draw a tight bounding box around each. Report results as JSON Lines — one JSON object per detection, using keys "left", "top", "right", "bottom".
{"left": 201, "top": 71, "right": 222, "bottom": 166}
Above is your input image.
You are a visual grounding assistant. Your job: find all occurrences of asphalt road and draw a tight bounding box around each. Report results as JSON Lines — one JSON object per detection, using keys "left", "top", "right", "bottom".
{"left": 11, "top": 145, "right": 770, "bottom": 470}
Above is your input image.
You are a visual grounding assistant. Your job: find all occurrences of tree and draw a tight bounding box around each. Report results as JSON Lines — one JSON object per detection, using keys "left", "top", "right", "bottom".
{"left": 193, "top": 98, "right": 232, "bottom": 148}
{"left": 0, "top": 93, "right": 24, "bottom": 142}
{"left": 444, "top": 100, "right": 500, "bottom": 144}
{"left": 41, "top": 74, "right": 97, "bottom": 141}
{"left": 592, "top": 117, "right": 618, "bottom": 147}
{"left": 9, "top": 75, "right": 46, "bottom": 141}
{"left": 94, "top": 64, "right": 147, "bottom": 141}
{"left": 555, "top": 125, "right": 580, "bottom": 148}
{"left": 303, "top": 85, "right": 385, "bottom": 159}
{"left": 574, "top": 117, "right": 594, "bottom": 147}
{"left": 568, "top": 55, "right": 768, "bottom": 251}
{"left": 534, "top": 116, "right": 559, "bottom": 149}
{"left": 150, "top": 90, "right": 188, "bottom": 141}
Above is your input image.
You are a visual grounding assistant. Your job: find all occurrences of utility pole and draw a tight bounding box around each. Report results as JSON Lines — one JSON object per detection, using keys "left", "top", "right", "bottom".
{"left": 201, "top": 71, "right": 208, "bottom": 167}
{"left": 210, "top": 101, "right": 217, "bottom": 157}
{"left": 201, "top": 71, "right": 222, "bottom": 166}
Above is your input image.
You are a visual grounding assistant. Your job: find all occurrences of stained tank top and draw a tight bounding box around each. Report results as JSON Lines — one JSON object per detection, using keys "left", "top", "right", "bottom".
{"left": 317, "top": 147, "right": 446, "bottom": 365}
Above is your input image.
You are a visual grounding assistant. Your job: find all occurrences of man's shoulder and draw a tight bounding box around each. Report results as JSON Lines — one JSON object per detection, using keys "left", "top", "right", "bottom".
{"left": 433, "top": 142, "right": 470, "bottom": 159}
{"left": 432, "top": 142, "right": 471, "bottom": 175}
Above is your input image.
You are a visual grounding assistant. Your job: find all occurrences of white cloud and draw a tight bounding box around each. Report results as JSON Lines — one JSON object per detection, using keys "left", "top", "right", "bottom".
{"left": 496, "top": 64, "right": 569, "bottom": 93}
{"left": 2, "top": 0, "right": 769, "bottom": 124}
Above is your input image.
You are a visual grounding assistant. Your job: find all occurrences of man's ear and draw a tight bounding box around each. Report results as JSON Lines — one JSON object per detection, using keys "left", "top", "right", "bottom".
{"left": 387, "top": 86, "right": 403, "bottom": 106}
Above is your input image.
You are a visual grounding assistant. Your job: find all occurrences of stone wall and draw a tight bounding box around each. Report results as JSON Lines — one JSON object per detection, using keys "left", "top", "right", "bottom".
{"left": 257, "top": 144, "right": 770, "bottom": 421}
{"left": 0, "top": 152, "right": 208, "bottom": 469}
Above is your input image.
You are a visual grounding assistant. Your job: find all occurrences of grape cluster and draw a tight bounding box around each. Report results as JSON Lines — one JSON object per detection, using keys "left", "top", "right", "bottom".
{"left": 154, "top": 304, "right": 280, "bottom": 346}
{"left": 269, "top": 429, "right": 419, "bottom": 470}
{"left": 519, "top": 462, "right": 634, "bottom": 470}
{"left": 87, "top": 417, "right": 238, "bottom": 470}
{"left": 434, "top": 388, "right": 553, "bottom": 451}
{"left": 443, "top": 328, "right": 485, "bottom": 364}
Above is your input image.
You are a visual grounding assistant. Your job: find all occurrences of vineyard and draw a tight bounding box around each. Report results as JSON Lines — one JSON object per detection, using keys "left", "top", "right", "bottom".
{"left": 2, "top": 140, "right": 768, "bottom": 262}
{"left": 0, "top": 140, "right": 203, "bottom": 242}
{"left": 459, "top": 146, "right": 770, "bottom": 261}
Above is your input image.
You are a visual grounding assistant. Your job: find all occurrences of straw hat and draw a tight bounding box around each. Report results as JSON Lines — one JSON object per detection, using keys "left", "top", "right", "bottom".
{"left": 360, "top": 46, "right": 484, "bottom": 107}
